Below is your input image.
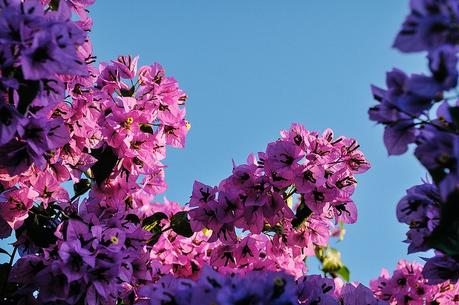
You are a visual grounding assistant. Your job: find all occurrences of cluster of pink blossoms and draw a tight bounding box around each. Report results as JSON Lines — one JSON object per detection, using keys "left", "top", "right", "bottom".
{"left": 371, "top": 260, "right": 459, "bottom": 304}
{"left": 188, "top": 124, "right": 370, "bottom": 277}
{"left": 148, "top": 200, "right": 217, "bottom": 280}
{"left": 0, "top": 0, "right": 189, "bottom": 243}
{"left": 0, "top": 0, "right": 197, "bottom": 304}
{"left": 147, "top": 200, "right": 307, "bottom": 279}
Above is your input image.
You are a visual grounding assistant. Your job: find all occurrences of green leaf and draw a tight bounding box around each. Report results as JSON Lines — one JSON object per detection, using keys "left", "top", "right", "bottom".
{"left": 338, "top": 221, "right": 346, "bottom": 241}
{"left": 322, "top": 248, "right": 343, "bottom": 273}
{"left": 170, "top": 211, "right": 193, "bottom": 238}
{"left": 140, "top": 124, "right": 154, "bottom": 134}
{"left": 336, "top": 265, "right": 350, "bottom": 282}
{"left": 48, "top": 0, "right": 60, "bottom": 10}
{"left": 125, "top": 214, "right": 140, "bottom": 225}
{"left": 142, "top": 212, "right": 168, "bottom": 246}
{"left": 142, "top": 212, "right": 168, "bottom": 231}
{"left": 120, "top": 85, "right": 136, "bottom": 97}
{"left": 147, "top": 231, "right": 163, "bottom": 246}
{"left": 314, "top": 246, "right": 325, "bottom": 261}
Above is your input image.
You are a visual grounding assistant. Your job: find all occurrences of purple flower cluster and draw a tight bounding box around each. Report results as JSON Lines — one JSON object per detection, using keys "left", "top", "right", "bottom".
{"left": 190, "top": 124, "right": 369, "bottom": 237}
{"left": 0, "top": 0, "right": 195, "bottom": 303}
{"left": 0, "top": 0, "right": 90, "bottom": 176}
{"left": 0, "top": 16, "right": 189, "bottom": 258}
{"left": 369, "top": 0, "right": 459, "bottom": 284}
{"left": 297, "top": 274, "right": 387, "bottom": 305}
{"left": 9, "top": 196, "right": 155, "bottom": 305}
{"left": 136, "top": 266, "right": 386, "bottom": 305}
{"left": 370, "top": 259, "right": 459, "bottom": 304}
{"left": 396, "top": 182, "right": 440, "bottom": 254}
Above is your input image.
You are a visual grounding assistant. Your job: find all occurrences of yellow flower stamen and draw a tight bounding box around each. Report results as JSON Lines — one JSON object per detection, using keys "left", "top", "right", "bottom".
{"left": 111, "top": 236, "right": 119, "bottom": 244}
{"left": 122, "top": 117, "right": 134, "bottom": 129}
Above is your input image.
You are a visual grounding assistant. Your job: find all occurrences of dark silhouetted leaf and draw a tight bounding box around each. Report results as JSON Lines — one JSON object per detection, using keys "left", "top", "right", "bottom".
{"left": 49, "top": 0, "right": 60, "bottom": 10}
{"left": 449, "top": 106, "right": 459, "bottom": 129}
{"left": 428, "top": 193, "right": 459, "bottom": 256}
{"left": 142, "top": 212, "right": 168, "bottom": 231}
{"left": 0, "top": 263, "right": 11, "bottom": 288}
{"left": 73, "top": 179, "right": 91, "bottom": 198}
{"left": 90, "top": 145, "right": 118, "bottom": 186}
{"left": 125, "top": 214, "right": 140, "bottom": 225}
{"left": 15, "top": 206, "right": 60, "bottom": 254}
{"left": 170, "top": 211, "right": 193, "bottom": 238}
{"left": 17, "top": 75, "right": 40, "bottom": 114}
{"left": 120, "top": 85, "right": 135, "bottom": 97}
{"left": 292, "top": 196, "right": 312, "bottom": 228}
{"left": 147, "top": 231, "right": 163, "bottom": 246}
{"left": 140, "top": 124, "right": 154, "bottom": 134}
{"left": 142, "top": 212, "right": 168, "bottom": 246}
{"left": 429, "top": 167, "right": 447, "bottom": 185}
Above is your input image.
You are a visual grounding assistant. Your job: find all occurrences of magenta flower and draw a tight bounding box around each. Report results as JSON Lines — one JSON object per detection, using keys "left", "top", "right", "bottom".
{"left": 112, "top": 55, "right": 139, "bottom": 79}
{"left": 0, "top": 187, "right": 37, "bottom": 230}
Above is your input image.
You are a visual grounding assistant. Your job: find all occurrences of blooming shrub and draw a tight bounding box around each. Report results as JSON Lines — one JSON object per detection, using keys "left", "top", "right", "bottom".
{"left": 371, "top": 260, "right": 459, "bottom": 304}
{"left": 0, "top": 0, "right": 458, "bottom": 304}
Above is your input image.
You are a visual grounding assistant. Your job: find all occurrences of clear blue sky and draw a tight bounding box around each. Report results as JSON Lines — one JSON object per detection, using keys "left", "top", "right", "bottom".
{"left": 1, "top": 0, "right": 430, "bottom": 284}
